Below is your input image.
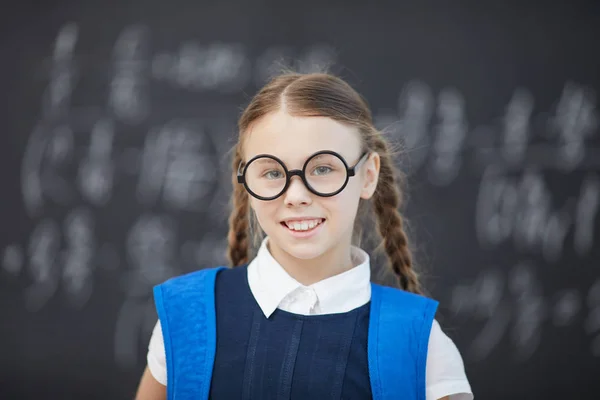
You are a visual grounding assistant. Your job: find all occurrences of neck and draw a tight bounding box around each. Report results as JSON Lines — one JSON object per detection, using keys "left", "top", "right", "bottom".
{"left": 267, "top": 239, "right": 354, "bottom": 286}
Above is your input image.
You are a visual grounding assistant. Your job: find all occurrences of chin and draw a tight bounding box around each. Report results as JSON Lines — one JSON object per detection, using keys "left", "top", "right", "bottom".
{"left": 285, "top": 244, "right": 327, "bottom": 261}
{"left": 270, "top": 236, "right": 329, "bottom": 261}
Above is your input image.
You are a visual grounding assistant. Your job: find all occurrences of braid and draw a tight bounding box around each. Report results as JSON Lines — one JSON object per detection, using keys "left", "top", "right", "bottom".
{"left": 371, "top": 137, "right": 422, "bottom": 294}
{"left": 227, "top": 148, "right": 251, "bottom": 267}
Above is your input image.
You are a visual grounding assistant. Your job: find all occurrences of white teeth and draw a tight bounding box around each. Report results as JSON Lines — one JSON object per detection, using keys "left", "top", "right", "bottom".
{"left": 285, "top": 219, "right": 322, "bottom": 231}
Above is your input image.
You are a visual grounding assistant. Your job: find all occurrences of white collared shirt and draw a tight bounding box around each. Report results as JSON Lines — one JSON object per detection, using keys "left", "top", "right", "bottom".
{"left": 147, "top": 238, "right": 473, "bottom": 400}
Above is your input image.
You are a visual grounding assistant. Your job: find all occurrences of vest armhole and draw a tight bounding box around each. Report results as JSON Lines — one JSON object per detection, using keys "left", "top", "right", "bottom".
{"left": 153, "top": 284, "right": 175, "bottom": 399}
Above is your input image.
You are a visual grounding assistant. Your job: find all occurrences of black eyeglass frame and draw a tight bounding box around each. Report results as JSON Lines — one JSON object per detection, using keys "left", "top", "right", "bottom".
{"left": 237, "top": 150, "right": 369, "bottom": 201}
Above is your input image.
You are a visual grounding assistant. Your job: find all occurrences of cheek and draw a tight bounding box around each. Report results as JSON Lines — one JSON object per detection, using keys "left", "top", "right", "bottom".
{"left": 324, "top": 189, "right": 362, "bottom": 222}
{"left": 250, "top": 199, "right": 279, "bottom": 228}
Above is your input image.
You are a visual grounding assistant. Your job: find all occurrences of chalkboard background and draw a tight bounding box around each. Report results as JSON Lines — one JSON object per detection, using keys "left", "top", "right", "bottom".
{"left": 1, "top": 1, "right": 599, "bottom": 399}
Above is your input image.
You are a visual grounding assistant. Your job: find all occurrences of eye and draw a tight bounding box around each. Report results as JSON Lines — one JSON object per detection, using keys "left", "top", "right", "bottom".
{"left": 263, "top": 170, "right": 284, "bottom": 179}
{"left": 312, "top": 165, "right": 333, "bottom": 175}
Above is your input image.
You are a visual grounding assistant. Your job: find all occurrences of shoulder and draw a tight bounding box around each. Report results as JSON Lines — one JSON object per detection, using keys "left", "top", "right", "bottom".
{"left": 157, "top": 266, "right": 226, "bottom": 287}
{"left": 154, "top": 265, "right": 250, "bottom": 298}
{"left": 428, "top": 319, "right": 465, "bottom": 361}
{"left": 154, "top": 266, "right": 228, "bottom": 298}
{"left": 370, "top": 283, "right": 439, "bottom": 320}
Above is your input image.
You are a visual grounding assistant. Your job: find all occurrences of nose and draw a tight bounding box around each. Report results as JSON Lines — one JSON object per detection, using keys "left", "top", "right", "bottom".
{"left": 283, "top": 175, "right": 312, "bottom": 207}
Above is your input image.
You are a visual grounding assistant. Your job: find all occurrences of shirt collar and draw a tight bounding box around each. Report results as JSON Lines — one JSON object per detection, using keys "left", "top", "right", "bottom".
{"left": 247, "top": 237, "right": 371, "bottom": 318}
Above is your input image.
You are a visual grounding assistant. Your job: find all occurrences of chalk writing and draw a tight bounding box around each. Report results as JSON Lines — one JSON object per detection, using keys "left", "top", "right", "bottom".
{"left": 115, "top": 214, "right": 179, "bottom": 368}
{"left": 136, "top": 119, "right": 218, "bottom": 211}
{"left": 22, "top": 22, "right": 79, "bottom": 217}
{"left": 509, "top": 262, "right": 547, "bottom": 361}
{"left": 553, "top": 289, "right": 582, "bottom": 327}
{"left": 428, "top": 87, "right": 468, "bottom": 186}
{"left": 374, "top": 80, "right": 434, "bottom": 174}
{"left": 574, "top": 174, "right": 600, "bottom": 256}
{"left": 124, "top": 214, "right": 178, "bottom": 295}
{"left": 2, "top": 244, "right": 24, "bottom": 275}
{"left": 585, "top": 279, "right": 600, "bottom": 357}
{"left": 62, "top": 208, "right": 95, "bottom": 308}
{"left": 152, "top": 42, "right": 249, "bottom": 93}
{"left": 22, "top": 125, "right": 75, "bottom": 217}
{"left": 549, "top": 82, "right": 598, "bottom": 171}
{"left": 25, "top": 219, "right": 61, "bottom": 312}
{"left": 451, "top": 268, "right": 509, "bottom": 361}
{"left": 78, "top": 118, "right": 115, "bottom": 206}
{"left": 474, "top": 166, "right": 592, "bottom": 262}
{"left": 379, "top": 81, "right": 599, "bottom": 176}
{"left": 42, "top": 22, "right": 78, "bottom": 118}
{"left": 451, "top": 263, "right": 598, "bottom": 362}
{"left": 109, "top": 25, "right": 150, "bottom": 124}
{"left": 501, "top": 88, "right": 534, "bottom": 166}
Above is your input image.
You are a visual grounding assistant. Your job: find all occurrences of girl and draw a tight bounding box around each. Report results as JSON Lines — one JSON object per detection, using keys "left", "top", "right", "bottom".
{"left": 135, "top": 72, "right": 473, "bottom": 400}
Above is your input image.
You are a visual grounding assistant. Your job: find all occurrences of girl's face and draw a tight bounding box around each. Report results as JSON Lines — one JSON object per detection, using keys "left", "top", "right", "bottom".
{"left": 243, "top": 109, "right": 380, "bottom": 264}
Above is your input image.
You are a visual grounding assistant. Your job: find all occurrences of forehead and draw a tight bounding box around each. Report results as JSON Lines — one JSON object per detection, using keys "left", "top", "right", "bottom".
{"left": 243, "top": 110, "right": 362, "bottom": 165}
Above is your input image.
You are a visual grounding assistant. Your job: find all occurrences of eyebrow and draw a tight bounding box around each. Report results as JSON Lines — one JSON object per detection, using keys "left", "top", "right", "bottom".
{"left": 252, "top": 158, "right": 281, "bottom": 165}
{"left": 247, "top": 151, "right": 354, "bottom": 169}
{"left": 308, "top": 154, "right": 329, "bottom": 162}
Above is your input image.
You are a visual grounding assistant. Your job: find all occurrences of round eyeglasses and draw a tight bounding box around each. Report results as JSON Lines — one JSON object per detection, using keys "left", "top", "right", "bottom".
{"left": 237, "top": 150, "right": 369, "bottom": 201}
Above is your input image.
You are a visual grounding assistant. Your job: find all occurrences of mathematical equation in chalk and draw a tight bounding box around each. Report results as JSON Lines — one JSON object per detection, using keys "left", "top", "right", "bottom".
{"left": 476, "top": 167, "right": 599, "bottom": 262}
{"left": 450, "top": 262, "right": 600, "bottom": 361}
{"left": 8, "top": 209, "right": 96, "bottom": 312}
{"left": 373, "top": 80, "right": 599, "bottom": 183}
{"left": 40, "top": 22, "right": 600, "bottom": 183}
{"left": 2, "top": 212, "right": 229, "bottom": 311}
{"left": 40, "top": 23, "right": 338, "bottom": 124}
{"left": 21, "top": 117, "right": 224, "bottom": 218}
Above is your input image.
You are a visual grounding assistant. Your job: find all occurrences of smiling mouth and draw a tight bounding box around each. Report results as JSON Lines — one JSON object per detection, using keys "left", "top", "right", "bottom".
{"left": 280, "top": 218, "right": 325, "bottom": 232}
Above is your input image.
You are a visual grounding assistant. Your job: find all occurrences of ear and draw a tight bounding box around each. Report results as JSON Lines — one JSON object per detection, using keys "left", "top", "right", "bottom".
{"left": 360, "top": 152, "right": 380, "bottom": 200}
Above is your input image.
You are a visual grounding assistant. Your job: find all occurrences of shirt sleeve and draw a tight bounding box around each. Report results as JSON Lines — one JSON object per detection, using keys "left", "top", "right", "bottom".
{"left": 147, "top": 319, "right": 167, "bottom": 386}
{"left": 425, "top": 319, "right": 473, "bottom": 400}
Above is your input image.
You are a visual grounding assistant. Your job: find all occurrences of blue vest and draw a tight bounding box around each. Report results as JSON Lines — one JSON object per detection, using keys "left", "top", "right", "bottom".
{"left": 153, "top": 266, "right": 438, "bottom": 400}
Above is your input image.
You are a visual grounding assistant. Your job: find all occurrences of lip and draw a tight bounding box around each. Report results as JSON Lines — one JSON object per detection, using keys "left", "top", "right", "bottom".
{"left": 280, "top": 218, "right": 326, "bottom": 239}
{"left": 280, "top": 217, "right": 324, "bottom": 223}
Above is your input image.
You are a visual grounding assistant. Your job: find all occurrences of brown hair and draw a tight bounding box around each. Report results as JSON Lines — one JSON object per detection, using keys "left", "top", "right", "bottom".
{"left": 227, "top": 72, "right": 422, "bottom": 294}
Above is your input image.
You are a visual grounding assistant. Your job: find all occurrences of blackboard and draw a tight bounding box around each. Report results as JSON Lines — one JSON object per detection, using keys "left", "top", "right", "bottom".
{"left": 1, "top": 1, "right": 599, "bottom": 399}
